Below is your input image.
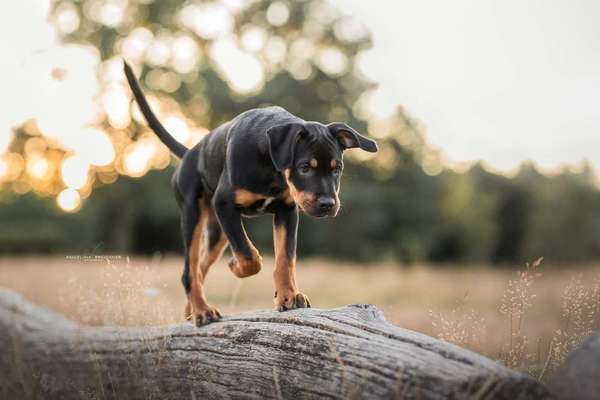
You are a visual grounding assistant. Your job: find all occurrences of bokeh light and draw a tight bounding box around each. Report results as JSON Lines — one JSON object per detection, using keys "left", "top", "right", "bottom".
{"left": 179, "top": 2, "right": 233, "bottom": 39}
{"left": 171, "top": 34, "right": 201, "bottom": 73}
{"left": 122, "top": 140, "right": 155, "bottom": 178}
{"left": 56, "top": 188, "right": 81, "bottom": 212}
{"left": 266, "top": 2, "right": 290, "bottom": 27}
{"left": 0, "top": 158, "right": 8, "bottom": 180}
{"left": 1, "top": 0, "right": 404, "bottom": 215}
{"left": 3, "top": 153, "right": 25, "bottom": 181}
{"left": 61, "top": 155, "right": 90, "bottom": 189}
{"left": 102, "top": 85, "right": 131, "bottom": 129}
{"left": 211, "top": 38, "right": 264, "bottom": 93}
{"left": 26, "top": 155, "right": 50, "bottom": 180}
{"left": 316, "top": 47, "right": 348, "bottom": 76}
{"left": 241, "top": 26, "right": 267, "bottom": 53}
{"left": 76, "top": 128, "right": 115, "bottom": 167}
{"left": 163, "top": 116, "right": 190, "bottom": 144}
{"left": 53, "top": 2, "right": 80, "bottom": 34}
{"left": 119, "top": 27, "right": 153, "bottom": 63}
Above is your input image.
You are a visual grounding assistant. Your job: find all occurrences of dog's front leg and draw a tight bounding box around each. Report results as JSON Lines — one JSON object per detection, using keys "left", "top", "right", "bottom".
{"left": 213, "top": 189, "right": 263, "bottom": 278}
{"left": 272, "top": 203, "right": 311, "bottom": 311}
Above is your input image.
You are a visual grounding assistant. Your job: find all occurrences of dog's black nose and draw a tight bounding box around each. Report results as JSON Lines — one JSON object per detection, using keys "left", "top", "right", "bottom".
{"left": 317, "top": 197, "right": 335, "bottom": 212}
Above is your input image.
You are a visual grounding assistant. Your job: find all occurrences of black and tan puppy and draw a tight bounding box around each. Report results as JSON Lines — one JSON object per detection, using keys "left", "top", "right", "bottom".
{"left": 124, "top": 62, "right": 377, "bottom": 326}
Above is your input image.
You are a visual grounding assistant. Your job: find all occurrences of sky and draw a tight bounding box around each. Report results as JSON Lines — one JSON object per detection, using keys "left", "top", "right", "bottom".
{"left": 329, "top": 0, "right": 600, "bottom": 173}
{"left": 1, "top": 0, "right": 598, "bottom": 175}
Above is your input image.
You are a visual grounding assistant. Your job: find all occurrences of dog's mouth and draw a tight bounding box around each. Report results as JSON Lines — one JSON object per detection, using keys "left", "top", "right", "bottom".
{"left": 301, "top": 202, "right": 339, "bottom": 218}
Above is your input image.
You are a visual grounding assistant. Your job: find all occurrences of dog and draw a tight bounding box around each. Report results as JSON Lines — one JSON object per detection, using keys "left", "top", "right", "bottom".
{"left": 124, "top": 61, "right": 378, "bottom": 326}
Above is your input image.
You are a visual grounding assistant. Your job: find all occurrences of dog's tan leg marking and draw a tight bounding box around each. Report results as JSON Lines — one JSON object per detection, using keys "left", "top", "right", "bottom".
{"left": 186, "top": 201, "right": 227, "bottom": 326}
{"left": 229, "top": 245, "right": 262, "bottom": 278}
{"left": 272, "top": 224, "right": 310, "bottom": 311}
{"left": 234, "top": 189, "right": 268, "bottom": 207}
{"left": 227, "top": 191, "right": 264, "bottom": 277}
{"left": 200, "top": 207, "right": 229, "bottom": 277}
{"left": 187, "top": 206, "right": 206, "bottom": 319}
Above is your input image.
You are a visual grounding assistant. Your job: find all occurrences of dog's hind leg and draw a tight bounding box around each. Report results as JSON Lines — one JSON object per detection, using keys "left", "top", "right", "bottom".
{"left": 199, "top": 206, "right": 229, "bottom": 278}
{"left": 173, "top": 154, "right": 224, "bottom": 326}
{"left": 180, "top": 199, "right": 224, "bottom": 326}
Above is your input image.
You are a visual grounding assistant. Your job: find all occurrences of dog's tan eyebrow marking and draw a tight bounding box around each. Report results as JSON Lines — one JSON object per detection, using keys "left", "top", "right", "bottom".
{"left": 309, "top": 159, "right": 318, "bottom": 168}
{"left": 330, "top": 159, "right": 338, "bottom": 169}
{"left": 234, "top": 189, "right": 268, "bottom": 207}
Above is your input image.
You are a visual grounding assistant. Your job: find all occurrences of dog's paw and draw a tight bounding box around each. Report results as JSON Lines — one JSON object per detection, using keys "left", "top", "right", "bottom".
{"left": 228, "top": 253, "right": 262, "bottom": 278}
{"left": 274, "top": 290, "right": 311, "bottom": 311}
{"left": 191, "top": 304, "right": 222, "bottom": 327}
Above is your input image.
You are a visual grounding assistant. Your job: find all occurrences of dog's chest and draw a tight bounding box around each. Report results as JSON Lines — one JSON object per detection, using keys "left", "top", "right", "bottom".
{"left": 240, "top": 196, "right": 276, "bottom": 217}
{"left": 234, "top": 178, "right": 288, "bottom": 217}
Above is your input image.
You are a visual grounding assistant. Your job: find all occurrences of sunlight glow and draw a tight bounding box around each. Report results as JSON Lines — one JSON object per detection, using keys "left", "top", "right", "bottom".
{"left": 0, "top": 131, "right": 12, "bottom": 154}
{"left": 171, "top": 34, "right": 200, "bottom": 73}
{"left": 61, "top": 155, "right": 90, "bottom": 189}
{"left": 163, "top": 116, "right": 190, "bottom": 144}
{"left": 358, "top": 87, "right": 399, "bottom": 119}
{"left": 53, "top": 2, "right": 80, "bottom": 34}
{"left": 123, "top": 140, "right": 155, "bottom": 177}
{"left": 316, "top": 46, "right": 348, "bottom": 76}
{"left": 76, "top": 128, "right": 115, "bottom": 167}
{"left": 31, "top": 45, "right": 101, "bottom": 145}
{"left": 102, "top": 85, "right": 131, "bottom": 129}
{"left": 241, "top": 26, "right": 267, "bottom": 53}
{"left": 57, "top": 188, "right": 81, "bottom": 212}
{"left": 26, "top": 155, "right": 50, "bottom": 180}
{"left": 3, "top": 153, "right": 24, "bottom": 181}
{"left": 146, "top": 34, "right": 172, "bottom": 67}
{"left": 211, "top": 37, "right": 264, "bottom": 93}
{"left": 99, "top": 57, "right": 128, "bottom": 84}
{"left": 120, "top": 28, "right": 154, "bottom": 63}
{"left": 266, "top": 2, "right": 290, "bottom": 27}
{"left": 89, "top": 0, "right": 126, "bottom": 28}
{"left": 290, "top": 39, "right": 316, "bottom": 61}
{"left": 0, "top": 159, "right": 8, "bottom": 179}
{"left": 333, "top": 17, "right": 368, "bottom": 43}
{"left": 264, "top": 36, "right": 287, "bottom": 64}
{"left": 180, "top": 3, "right": 233, "bottom": 39}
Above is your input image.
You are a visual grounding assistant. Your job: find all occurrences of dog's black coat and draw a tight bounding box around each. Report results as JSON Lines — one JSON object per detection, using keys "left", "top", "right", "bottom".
{"left": 124, "top": 61, "right": 377, "bottom": 324}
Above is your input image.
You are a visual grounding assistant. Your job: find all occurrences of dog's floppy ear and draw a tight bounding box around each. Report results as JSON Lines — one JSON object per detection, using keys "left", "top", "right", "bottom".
{"left": 328, "top": 123, "right": 378, "bottom": 153}
{"left": 266, "top": 123, "right": 305, "bottom": 171}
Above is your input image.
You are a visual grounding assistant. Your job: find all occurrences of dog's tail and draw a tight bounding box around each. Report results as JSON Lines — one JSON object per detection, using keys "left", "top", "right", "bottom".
{"left": 123, "top": 61, "right": 188, "bottom": 158}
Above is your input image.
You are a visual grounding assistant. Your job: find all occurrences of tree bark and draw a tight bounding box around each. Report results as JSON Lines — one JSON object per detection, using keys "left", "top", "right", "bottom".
{"left": 0, "top": 289, "right": 550, "bottom": 400}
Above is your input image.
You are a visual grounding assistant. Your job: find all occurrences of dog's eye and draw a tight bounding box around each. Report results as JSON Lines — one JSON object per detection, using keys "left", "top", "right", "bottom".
{"left": 332, "top": 165, "right": 342, "bottom": 174}
{"left": 299, "top": 164, "right": 311, "bottom": 174}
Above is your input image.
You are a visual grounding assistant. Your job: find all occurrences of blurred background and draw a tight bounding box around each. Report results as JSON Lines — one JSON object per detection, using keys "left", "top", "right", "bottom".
{"left": 1, "top": 0, "right": 599, "bottom": 376}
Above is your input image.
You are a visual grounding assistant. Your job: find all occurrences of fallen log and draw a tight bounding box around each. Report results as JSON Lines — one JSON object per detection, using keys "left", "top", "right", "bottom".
{"left": 550, "top": 331, "right": 600, "bottom": 400}
{"left": 0, "top": 289, "right": 550, "bottom": 399}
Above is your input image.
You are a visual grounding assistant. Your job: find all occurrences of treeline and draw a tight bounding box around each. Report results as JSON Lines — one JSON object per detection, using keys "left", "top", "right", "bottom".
{"left": 2, "top": 150, "right": 598, "bottom": 266}
{"left": 1, "top": 0, "right": 599, "bottom": 265}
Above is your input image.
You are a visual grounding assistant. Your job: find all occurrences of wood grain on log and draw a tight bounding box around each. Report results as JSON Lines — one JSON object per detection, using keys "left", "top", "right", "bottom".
{"left": 0, "top": 289, "right": 550, "bottom": 399}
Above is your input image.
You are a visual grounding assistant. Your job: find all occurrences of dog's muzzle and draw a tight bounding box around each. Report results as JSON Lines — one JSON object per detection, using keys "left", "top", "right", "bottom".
{"left": 307, "top": 196, "right": 338, "bottom": 218}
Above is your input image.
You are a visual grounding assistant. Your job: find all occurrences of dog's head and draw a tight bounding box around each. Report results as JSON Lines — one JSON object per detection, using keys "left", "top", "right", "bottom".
{"left": 267, "top": 121, "right": 378, "bottom": 218}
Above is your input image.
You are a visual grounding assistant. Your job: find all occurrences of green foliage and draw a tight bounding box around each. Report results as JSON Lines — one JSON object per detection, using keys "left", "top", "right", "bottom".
{"left": 2, "top": 0, "right": 599, "bottom": 266}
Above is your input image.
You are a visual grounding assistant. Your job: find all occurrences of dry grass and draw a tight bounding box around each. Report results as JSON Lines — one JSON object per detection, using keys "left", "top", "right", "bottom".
{"left": 1, "top": 255, "right": 600, "bottom": 381}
